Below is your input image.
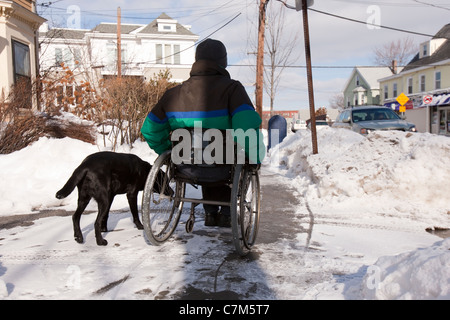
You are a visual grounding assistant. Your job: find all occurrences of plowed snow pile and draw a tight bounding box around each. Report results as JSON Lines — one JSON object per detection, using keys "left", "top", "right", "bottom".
{"left": 269, "top": 128, "right": 450, "bottom": 230}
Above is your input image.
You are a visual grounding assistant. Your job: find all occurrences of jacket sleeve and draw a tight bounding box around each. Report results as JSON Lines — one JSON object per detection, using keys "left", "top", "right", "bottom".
{"left": 141, "top": 108, "right": 172, "bottom": 155}
{"left": 229, "top": 82, "right": 266, "bottom": 164}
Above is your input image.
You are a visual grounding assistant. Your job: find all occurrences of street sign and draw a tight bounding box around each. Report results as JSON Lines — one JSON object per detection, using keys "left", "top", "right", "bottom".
{"left": 396, "top": 93, "right": 409, "bottom": 106}
{"left": 423, "top": 95, "right": 433, "bottom": 105}
{"left": 396, "top": 93, "right": 409, "bottom": 113}
{"left": 296, "top": 0, "right": 314, "bottom": 11}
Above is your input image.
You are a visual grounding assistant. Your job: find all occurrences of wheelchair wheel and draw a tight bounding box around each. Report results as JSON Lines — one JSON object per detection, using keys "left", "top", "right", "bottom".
{"left": 230, "top": 165, "right": 260, "bottom": 256}
{"left": 142, "top": 151, "right": 184, "bottom": 246}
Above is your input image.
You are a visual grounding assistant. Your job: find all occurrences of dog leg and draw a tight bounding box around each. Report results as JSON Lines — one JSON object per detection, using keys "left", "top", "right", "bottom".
{"left": 73, "top": 195, "right": 90, "bottom": 244}
{"left": 95, "top": 199, "right": 111, "bottom": 246}
{"left": 100, "top": 211, "right": 109, "bottom": 232}
{"left": 127, "top": 192, "right": 143, "bottom": 230}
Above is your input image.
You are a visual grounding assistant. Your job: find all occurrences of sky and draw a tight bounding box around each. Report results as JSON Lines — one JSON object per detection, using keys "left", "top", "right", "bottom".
{"left": 36, "top": 0, "right": 450, "bottom": 111}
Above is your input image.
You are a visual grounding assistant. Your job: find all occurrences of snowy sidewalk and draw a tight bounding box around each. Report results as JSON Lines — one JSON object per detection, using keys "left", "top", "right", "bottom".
{"left": 0, "top": 167, "right": 310, "bottom": 300}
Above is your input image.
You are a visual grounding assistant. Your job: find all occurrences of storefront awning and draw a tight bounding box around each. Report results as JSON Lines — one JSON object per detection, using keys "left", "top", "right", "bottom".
{"left": 419, "top": 93, "right": 450, "bottom": 107}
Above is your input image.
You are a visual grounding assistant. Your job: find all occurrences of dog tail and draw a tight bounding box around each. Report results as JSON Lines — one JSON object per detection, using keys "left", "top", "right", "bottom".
{"left": 55, "top": 166, "right": 88, "bottom": 199}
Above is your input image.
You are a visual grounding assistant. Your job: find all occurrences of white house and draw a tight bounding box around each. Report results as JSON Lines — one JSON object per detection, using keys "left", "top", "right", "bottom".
{"left": 342, "top": 67, "right": 395, "bottom": 108}
{"left": 39, "top": 13, "right": 199, "bottom": 85}
{"left": 0, "top": 0, "right": 46, "bottom": 109}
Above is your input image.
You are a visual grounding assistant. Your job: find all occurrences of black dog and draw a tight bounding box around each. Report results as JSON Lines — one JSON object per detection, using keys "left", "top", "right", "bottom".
{"left": 56, "top": 151, "right": 161, "bottom": 246}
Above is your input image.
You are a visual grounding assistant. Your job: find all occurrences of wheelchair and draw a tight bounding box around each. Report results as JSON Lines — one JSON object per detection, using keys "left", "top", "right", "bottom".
{"left": 141, "top": 128, "right": 261, "bottom": 256}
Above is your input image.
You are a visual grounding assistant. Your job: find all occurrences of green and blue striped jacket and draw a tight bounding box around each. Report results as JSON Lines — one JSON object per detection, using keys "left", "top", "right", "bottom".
{"left": 141, "top": 60, "right": 265, "bottom": 163}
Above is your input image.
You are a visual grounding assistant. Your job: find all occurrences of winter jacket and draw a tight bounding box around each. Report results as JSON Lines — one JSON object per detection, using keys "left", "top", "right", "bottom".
{"left": 141, "top": 60, "right": 265, "bottom": 163}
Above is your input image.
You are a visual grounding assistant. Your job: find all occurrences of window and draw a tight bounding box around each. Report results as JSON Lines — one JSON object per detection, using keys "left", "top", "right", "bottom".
{"left": 106, "top": 43, "right": 127, "bottom": 68}
{"left": 155, "top": 44, "right": 181, "bottom": 65}
{"left": 164, "top": 44, "right": 172, "bottom": 64}
{"left": 407, "top": 77, "right": 413, "bottom": 94}
{"left": 12, "top": 40, "right": 31, "bottom": 82}
{"left": 12, "top": 40, "right": 32, "bottom": 107}
{"left": 55, "top": 48, "right": 63, "bottom": 65}
{"left": 356, "top": 75, "right": 360, "bottom": 86}
{"left": 55, "top": 48, "right": 74, "bottom": 67}
{"left": 393, "top": 83, "right": 398, "bottom": 98}
{"left": 435, "top": 71, "right": 441, "bottom": 90}
{"left": 384, "top": 84, "right": 388, "bottom": 99}
{"left": 174, "top": 44, "right": 181, "bottom": 65}
{"left": 156, "top": 44, "right": 163, "bottom": 64}
{"left": 423, "top": 44, "right": 428, "bottom": 57}
{"left": 158, "top": 23, "right": 176, "bottom": 32}
{"left": 420, "top": 75, "right": 426, "bottom": 92}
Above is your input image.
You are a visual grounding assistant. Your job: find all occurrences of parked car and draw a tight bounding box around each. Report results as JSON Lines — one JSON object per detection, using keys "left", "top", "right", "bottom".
{"left": 307, "top": 120, "right": 329, "bottom": 130}
{"left": 291, "top": 119, "right": 307, "bottom": 132}
{"left": 332, "top": 106, "right": 417, "bottom": 135}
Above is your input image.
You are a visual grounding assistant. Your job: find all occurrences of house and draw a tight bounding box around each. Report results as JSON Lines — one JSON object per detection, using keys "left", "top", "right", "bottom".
{"left": 39, "top": 13, "right": 199, "bottom": 92}
{"left": 343, "top": 66, "right": 395, "bottom": 108}
{"left": 0, "top": 0, "right": 46, "bottom": 109}
{"left": 379, "top": 24, "right": 450, "bottom": 135}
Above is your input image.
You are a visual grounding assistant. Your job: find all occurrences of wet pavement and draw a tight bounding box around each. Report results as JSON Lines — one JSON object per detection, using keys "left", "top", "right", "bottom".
{"left": 171, "top": 169, "right": 307, "bottom": 300}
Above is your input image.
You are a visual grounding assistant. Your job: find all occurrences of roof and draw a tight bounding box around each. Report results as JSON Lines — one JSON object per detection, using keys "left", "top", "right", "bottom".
{"left": 39, "top": 13, "right": 197, "bottom": 40}
{"left": 90, "top": 13, "right": 196, "bottom": 36}
{"left": 401, "top": 24, "right": 450, "bottom": 73}
{"left": 40, "top": 28, "right": 88, "bottom": 40}
{"left": 343, "top": 67, "right": 393, "bottom": 91}
{"left": 357, "top": 67, "right": 395, "bottom": 89}
{"left": 137, "top": 13, "right": 196, "bottom": 36}
{"left": 91, "top": 23, "right": 143, "bottom": 34}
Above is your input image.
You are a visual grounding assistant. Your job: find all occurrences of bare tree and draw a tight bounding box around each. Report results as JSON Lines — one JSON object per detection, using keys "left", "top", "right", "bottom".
{"left": 329, "top": 93, "right": 345, "bottom": 111}
{"left": 373, "top": 37, "right": 417, "bottom": 71}
{"left": 264, "top": 1, "right": 300, "bottom": 115}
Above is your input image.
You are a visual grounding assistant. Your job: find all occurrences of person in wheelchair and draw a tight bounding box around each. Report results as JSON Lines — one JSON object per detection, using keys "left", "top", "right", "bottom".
{"left": 141, "top": 38, "right": 265, "bottom": 228}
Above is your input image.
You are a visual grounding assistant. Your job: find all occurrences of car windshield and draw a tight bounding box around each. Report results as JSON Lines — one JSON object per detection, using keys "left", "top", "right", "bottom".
{"left": 352, "top": 108, "right": 400, "bottom": 122}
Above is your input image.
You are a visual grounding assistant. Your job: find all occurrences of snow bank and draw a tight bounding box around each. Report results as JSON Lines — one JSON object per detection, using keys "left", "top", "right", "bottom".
{"left": 362, "top": 238, "right": 450, "bottom": 300}
{"left": 0, "top": 135, "right": 157, "bottom": 216}
{"left": 267, "top": 127, "right": 450, "bottom": 299}
{"left": 268, "top": 127, "right": 450, "bottom": 230}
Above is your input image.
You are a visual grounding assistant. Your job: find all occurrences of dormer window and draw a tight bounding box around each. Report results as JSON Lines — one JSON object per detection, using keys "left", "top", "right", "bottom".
{"left": 157, "top": 19, "right": 177, "bottom": 32}
{"left": 422, "top": 44, "right": 428, "bottom": 57}
{"left": 160, "top": 24, "right": 175, "bottom": 32}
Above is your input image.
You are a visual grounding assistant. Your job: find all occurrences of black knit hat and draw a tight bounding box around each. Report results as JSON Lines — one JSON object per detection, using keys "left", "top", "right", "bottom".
{"left": 195, "top": 39, "right": 228, "bottom": 68}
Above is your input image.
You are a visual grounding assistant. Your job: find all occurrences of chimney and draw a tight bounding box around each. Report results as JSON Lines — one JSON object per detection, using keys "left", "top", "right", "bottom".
{"left": 391, "top": 60, "right": 398, "bottom": 74}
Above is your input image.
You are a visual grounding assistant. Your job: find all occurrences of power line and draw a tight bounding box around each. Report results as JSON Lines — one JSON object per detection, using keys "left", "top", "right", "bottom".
{"left": 229, "top": 62, "right": 450, "bottom": 69}
{"left": 37, "top": 1, "right": 243, "bottom": 21}
{"left": 309, "top": 8, "right": 448, "bottom": 39}
{"left": 413, "top": 0, "right": 450, "bottom": 11}
{"left": 274, "top": 0, "right": 450, "bottom": 40}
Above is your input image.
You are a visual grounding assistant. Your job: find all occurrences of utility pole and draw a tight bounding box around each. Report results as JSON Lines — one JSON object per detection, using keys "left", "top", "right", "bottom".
{"left": 117, "top": 7, "right": 122, "bottom": 78}
{"left": 298, "top": 0, "right": 318, "bottom": 154}
{"left": 255, "top": 0, "right": 268, "bottom": 119}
